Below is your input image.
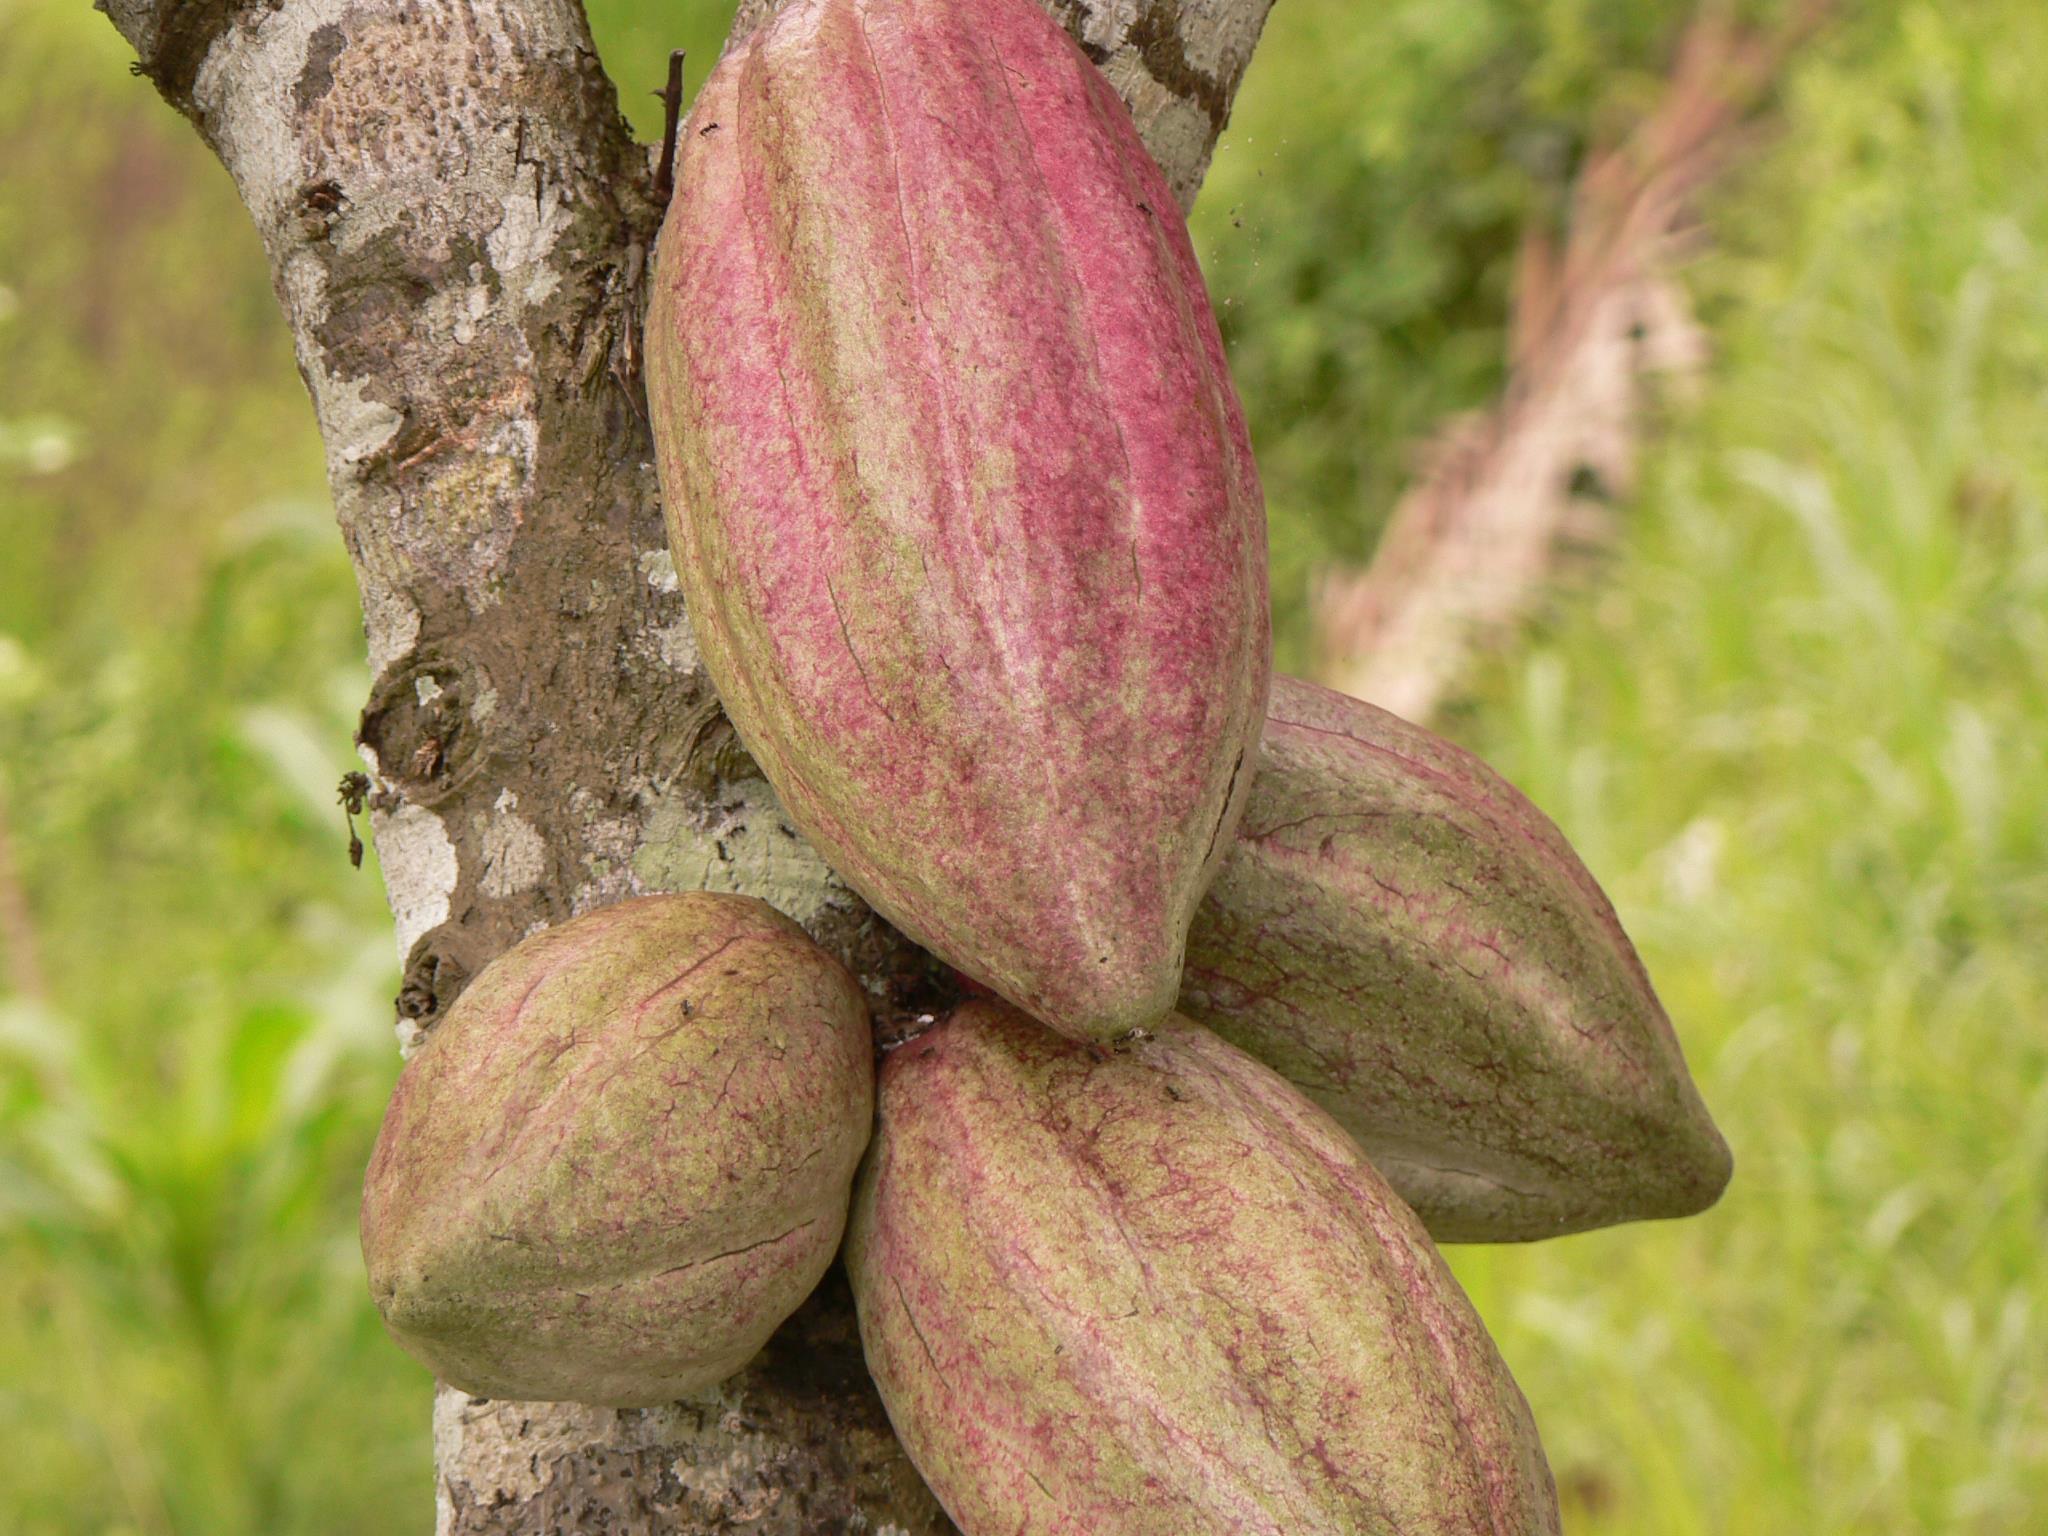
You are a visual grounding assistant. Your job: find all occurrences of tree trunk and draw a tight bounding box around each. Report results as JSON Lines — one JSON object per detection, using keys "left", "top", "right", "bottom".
{"left": 95, "top": 0, "right": 1276, "bottom": 1528}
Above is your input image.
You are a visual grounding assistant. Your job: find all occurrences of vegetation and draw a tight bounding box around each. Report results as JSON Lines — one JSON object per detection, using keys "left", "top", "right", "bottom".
{"left": 2, "top": 0, "right": 2041, "bottom": 1530}
{"left": 1446, "top": 11, "right": 2048, "bottom": 1524}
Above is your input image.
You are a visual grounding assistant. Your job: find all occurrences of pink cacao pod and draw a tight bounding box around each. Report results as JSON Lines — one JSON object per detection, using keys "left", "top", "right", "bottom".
{"left": 645, "top": 0, "right": 1270, "bottom": 1043}
{"left": 1182, "top": 675, "right": 1732, "bottom": 1241}
{"left": 361, "top": 893, "right": 873, "bottom": 1406}
{"left": 846, "top": 1000, "right": 1562, "bottom": 1536}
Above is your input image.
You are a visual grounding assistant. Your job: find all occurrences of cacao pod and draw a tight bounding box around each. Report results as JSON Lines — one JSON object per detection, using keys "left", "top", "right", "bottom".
{"left": 847, "top": 1000, "right": 1562, "bottom": 1536}
{"left": 1181, "top": 674, "right": 1732, "bottom": 1242}
{"left": 361, "top": 893, "right": 873, "bottom": 1406}
{"left": 645, "top": 0, "right": 1270, "bottom": 1043}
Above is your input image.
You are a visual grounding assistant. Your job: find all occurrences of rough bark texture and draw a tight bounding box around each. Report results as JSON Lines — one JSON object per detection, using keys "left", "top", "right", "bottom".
{"left": 94, "top": 0, "right": 1275, "bottom": 1529}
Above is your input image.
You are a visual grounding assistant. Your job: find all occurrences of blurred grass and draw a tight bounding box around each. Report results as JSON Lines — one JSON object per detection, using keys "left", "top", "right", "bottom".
{"left": 0, "top": 3, "right": 422, "bottom": 1531}
{"left": 2, "top": 0, "right": 2043, "bottom": 1532}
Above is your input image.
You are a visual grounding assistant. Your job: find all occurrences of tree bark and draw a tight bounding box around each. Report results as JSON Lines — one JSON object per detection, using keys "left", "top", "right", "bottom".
{"left": 96, "top": 0, "right": 1275, "bottom": 1528}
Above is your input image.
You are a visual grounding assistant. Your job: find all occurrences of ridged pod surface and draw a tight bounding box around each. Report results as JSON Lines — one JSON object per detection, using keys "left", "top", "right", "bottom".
{"left": 846, "top": 1000, "right": 1561, "bottom": 1536}
{"left": 1181, "top": 675, "right": 1732, "bottom": 1242}
{"left": 645, "top": 0, "right": 1270, "bottom": 1042}
{"left": 361, "top": 893, "right": 873, "bottom": 1406}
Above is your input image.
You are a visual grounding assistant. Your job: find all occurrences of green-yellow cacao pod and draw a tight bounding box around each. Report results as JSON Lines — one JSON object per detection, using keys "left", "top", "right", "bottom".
{"left": 847, "top": 1000, "right": 1562, "bottom": 1536}
{"left": 360, "top": 893, "right": 873, "bottom": 1406}
{"left": 1182, "top": 674, "right": 1732, "bottom": 1241}
{"left": 645, "top": 0, "right": 1270, "bottom": 1043}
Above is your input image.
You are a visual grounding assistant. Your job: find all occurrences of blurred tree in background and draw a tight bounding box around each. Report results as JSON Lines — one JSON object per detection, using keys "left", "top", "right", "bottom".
{"left": 2, "top": 0, "right": 2043, "bottom": 1532}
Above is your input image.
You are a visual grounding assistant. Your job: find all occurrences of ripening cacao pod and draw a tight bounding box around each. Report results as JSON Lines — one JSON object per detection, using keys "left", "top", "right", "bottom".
{"left": 645, "top": 0, "right": 1270, "bottom": 1043}
{"left": 361, "top": 893, "right": 873, "bottom": 1406}
{"left": 846, "top": 1000, "right": 1562, "bottom": 1536}
{"left": 1181, "top": 675, "right": 1732, "bottom": 1242}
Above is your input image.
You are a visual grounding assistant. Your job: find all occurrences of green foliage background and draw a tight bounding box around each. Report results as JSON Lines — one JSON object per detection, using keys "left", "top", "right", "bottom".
{"left": 2, "top": 0, "right": 2042, "bottom": 1530}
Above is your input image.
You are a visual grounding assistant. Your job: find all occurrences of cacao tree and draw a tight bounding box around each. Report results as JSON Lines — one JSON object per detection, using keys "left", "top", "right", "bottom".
{"left": 98, "top": 0, "right": 1276, "bottom": 1526}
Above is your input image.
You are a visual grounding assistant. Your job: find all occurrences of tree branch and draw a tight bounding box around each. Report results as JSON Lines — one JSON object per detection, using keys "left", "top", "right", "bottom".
{"left": 1314, "top": 7, "right": 1827, "bottom": 721}
{"left": 93, "top": 0, "right": 1277, "bottom": 1528}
